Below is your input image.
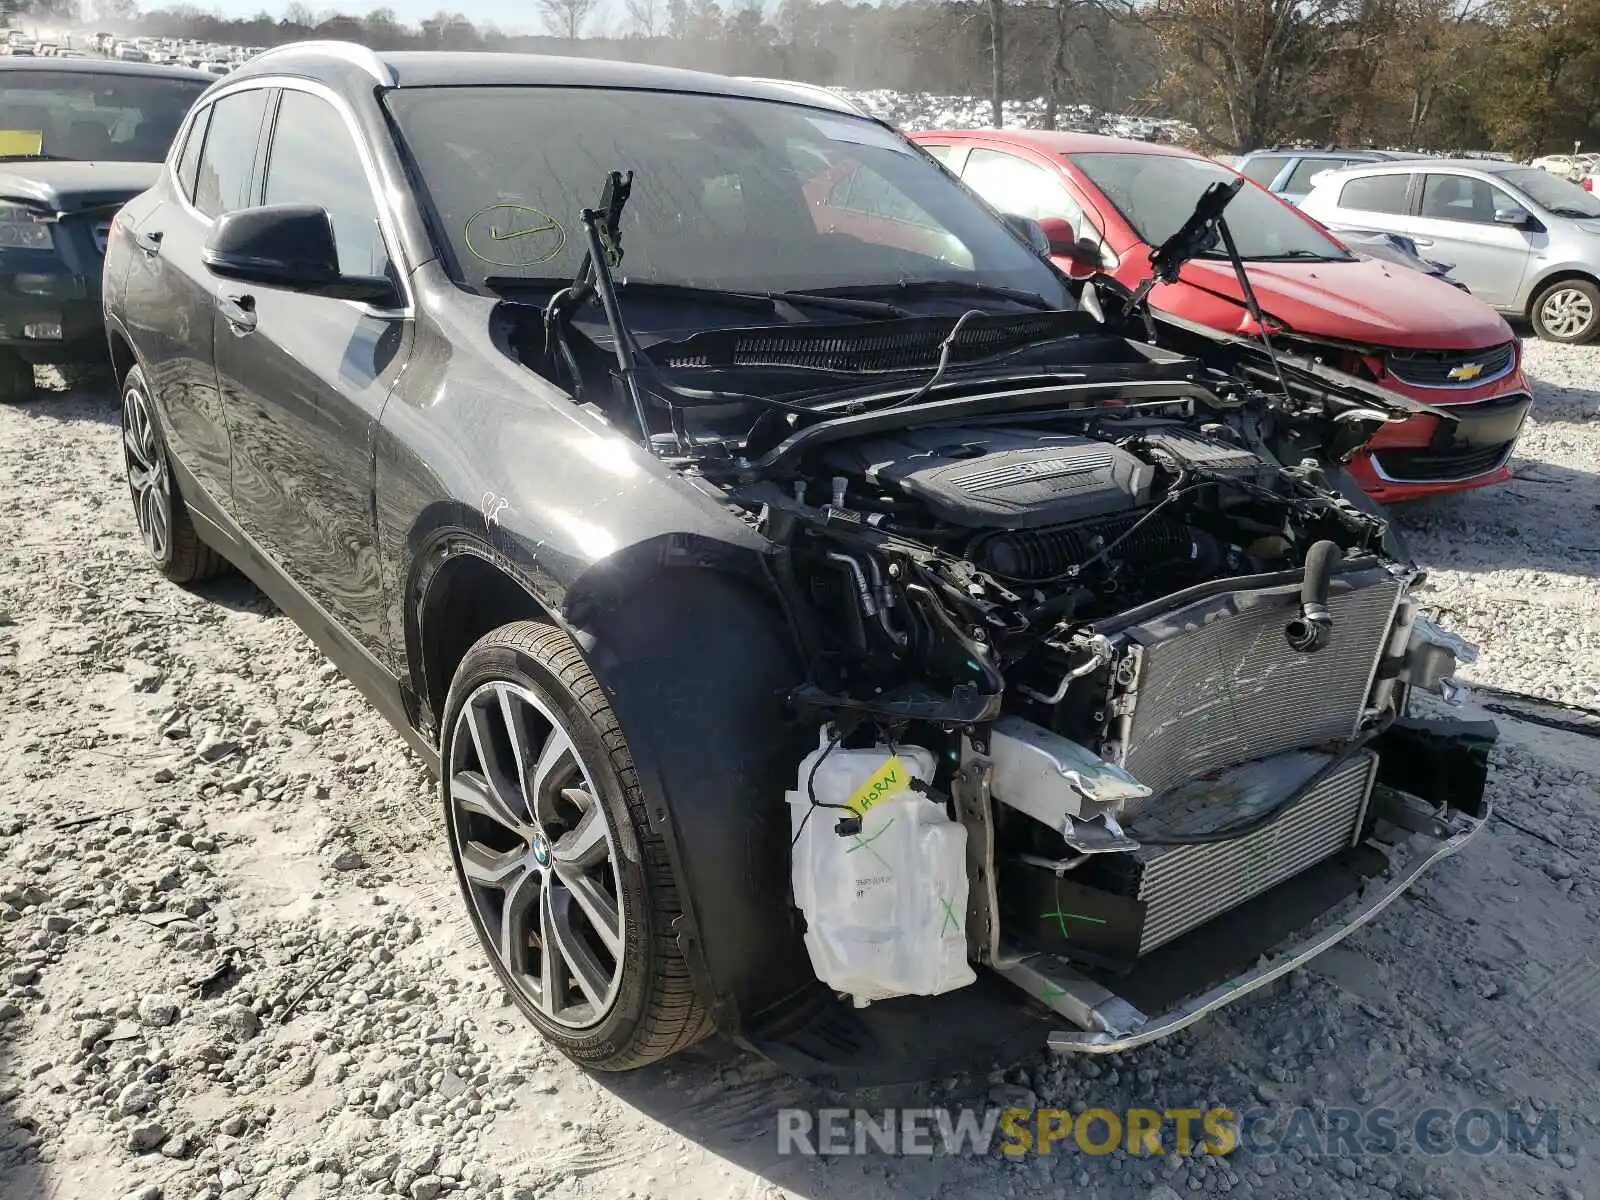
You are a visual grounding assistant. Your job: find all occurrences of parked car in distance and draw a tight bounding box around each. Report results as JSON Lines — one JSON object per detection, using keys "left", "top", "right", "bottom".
{"left": 104, "top": 43, "right": 1491, "bottom": 1081}
{"left": 1529, "top": 153, "right": 1586, "bottom": 181}
{"left": 910, "top": 129, "right": 1531, "bottom": 502}
{"left": 1299, "top": 158, "right": 1600, "bottom": 343}
{"left": 0, "top": 56, "right": 210, "bottom": 401}
{"left": 1236, "top": 147, "right": 1425, "bottom": 205}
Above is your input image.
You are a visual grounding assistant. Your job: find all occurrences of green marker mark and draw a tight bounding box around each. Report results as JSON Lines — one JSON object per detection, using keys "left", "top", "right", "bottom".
{"left": 939, "top": 896, "right": 961, "bottom": 935}
{"left": 845, "top": 817, "right": 895, "bottom": 871}
{"left": 1041, "top": 981, "right": 1068, "bottom": 1002}
{"left": 1041, "top": 908, "right": 1109, "bottom": 939}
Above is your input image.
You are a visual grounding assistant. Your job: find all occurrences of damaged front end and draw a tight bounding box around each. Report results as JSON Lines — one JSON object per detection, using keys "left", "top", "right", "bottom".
{"left": 750, "top": 398, "right": 1492, "bottom": 1059}
{"left": 528, "top": 169, "right": 1494, "bottom": 1076}
{"left": 734, "top": 185, "right": 1492, "bottom": 1066}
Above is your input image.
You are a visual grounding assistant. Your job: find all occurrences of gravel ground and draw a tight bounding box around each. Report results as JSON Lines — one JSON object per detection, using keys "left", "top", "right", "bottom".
{"left": 1, "top": 340, "right": 1597, "bottom": 1200}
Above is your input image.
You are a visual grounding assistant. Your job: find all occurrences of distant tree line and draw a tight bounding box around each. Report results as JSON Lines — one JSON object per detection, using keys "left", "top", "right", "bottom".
{"left": 6, "top": 0, "right": 1599, "bottom": 156}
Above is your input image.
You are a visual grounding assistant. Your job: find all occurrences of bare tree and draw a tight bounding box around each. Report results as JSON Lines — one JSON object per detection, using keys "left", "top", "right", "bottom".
{"left": 538, "top": 0, "right": 598, "bottom": 41}
{"left": 1143, "top": 0, "right": 1355, "bottom": 151}
{"left": 625, "top": 0, "right": 660, "bottom": 37}
{"left": 988, "top": 0, "right": 1005, "bottom": 126}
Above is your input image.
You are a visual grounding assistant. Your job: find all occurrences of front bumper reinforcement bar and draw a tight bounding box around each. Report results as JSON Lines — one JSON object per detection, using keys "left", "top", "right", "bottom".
{"left": 1000, "top": 807, "right": 1487, "bottom": 1054}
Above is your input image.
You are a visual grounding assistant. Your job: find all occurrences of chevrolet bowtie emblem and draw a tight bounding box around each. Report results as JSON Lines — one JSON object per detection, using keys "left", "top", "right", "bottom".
{"left": 1447, "top": 362, "right": 1484, "bottom": 381}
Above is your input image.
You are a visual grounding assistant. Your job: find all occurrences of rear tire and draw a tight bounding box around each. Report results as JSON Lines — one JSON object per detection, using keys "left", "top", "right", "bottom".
{"left": 0, "top": 350, "right": 33, "bottom": 403}
{"left": 120, "top": 364, "right": 228, "bottom": 584}
{"left": 1530, "top": 278, "right": 1600, "bottom": 344}
{"left": 441, "top": 621, "right": 711, "bottom": 1070}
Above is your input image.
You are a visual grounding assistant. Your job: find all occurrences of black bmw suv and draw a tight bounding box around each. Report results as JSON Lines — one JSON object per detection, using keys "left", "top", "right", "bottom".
{"left": 104, "top": 43, "right": 1490, "bottom": 1083}
{"left": 0, "top": 56, "right": 209, "bottom": 400}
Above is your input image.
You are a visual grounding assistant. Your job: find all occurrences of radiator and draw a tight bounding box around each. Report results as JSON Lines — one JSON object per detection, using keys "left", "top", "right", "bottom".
{"left": 1111, "top": 567, "right": 1402, "bottom": 799}
{"left": 1129, "top": 748, "right": 1378, "bottom": 954}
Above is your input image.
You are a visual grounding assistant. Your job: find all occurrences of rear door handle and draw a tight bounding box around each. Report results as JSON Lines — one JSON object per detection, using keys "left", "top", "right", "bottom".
{"left": 218, "top": 291, "right": 257, "bottom": 333}
{"left": 1410, "top": 238, "right": 1433, "bottom": 247}
{"left": 134, "top": 229, "right": 163, "bottom": 257}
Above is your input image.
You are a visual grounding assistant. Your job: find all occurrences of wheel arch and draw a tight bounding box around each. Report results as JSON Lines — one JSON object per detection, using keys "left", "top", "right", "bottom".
{"left": 409, "top": 536, "right": 564, "bottom": 743}
{"left": 1525, "top": 267, "right": 1600, "bottom": 318}
{"left": 106, "top": 319, "right": 138, "bottom": 390}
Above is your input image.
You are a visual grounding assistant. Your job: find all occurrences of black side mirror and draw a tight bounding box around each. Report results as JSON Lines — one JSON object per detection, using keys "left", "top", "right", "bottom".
{"left": 1002, "top": 213, "right": 1052, "bottom": 259}
{"left": 202, "top": 204, "right": 396, "bottom": 304}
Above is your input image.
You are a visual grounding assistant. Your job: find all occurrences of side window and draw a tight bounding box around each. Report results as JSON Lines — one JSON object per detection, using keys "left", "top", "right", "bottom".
{"left": 1239, "top": 155, "right": 1288, "bottom": 187}
{"left": 1419, "top": 173, "right": 1517, "bottom": 224}
{"left": 262, "top": 89, "right": 389, "bottom": 278}
{"left": 961, "top": 148, "right": 1084, "bottom": 232}
{"left": 921, "top": 143, "right": 958, "bottom": 165}
{"left": 173, "top": 105, "right": 210, "bottom": 203}
{"left": 1284, "top": 156, "right": 1349, "bottom": 194}
{"left": 193, "top": 90, "right": 269, "bottom": 219}
{"left": 1338, "top": 173, "right": 1411, "bottom": 215}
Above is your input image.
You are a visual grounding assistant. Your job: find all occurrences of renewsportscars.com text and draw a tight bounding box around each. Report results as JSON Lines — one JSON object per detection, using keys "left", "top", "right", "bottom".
{"left": 776, "top": 1106, "right": 1561, "bottom": 1159}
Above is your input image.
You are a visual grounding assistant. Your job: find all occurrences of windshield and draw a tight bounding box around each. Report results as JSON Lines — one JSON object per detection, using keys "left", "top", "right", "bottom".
{"left": 1070, "top": 151, "right": 1352, "bottom": 261}
{"left": 0, "top": 70, "right": 206, "bottom": 162}
{"left": 384, "top": 86, "right": 1074, "bottom": 304}
{"left": 1498, "top": 166, "right": 1600, "bottom": 217}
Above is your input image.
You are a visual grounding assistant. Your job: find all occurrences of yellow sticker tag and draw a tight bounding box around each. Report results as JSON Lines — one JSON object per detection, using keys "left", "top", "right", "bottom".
{"left": 847, "top": 755, "right": 908, "bottom": 817}
{"left": 0, "top": 130, "right": 44, "bottom": 156}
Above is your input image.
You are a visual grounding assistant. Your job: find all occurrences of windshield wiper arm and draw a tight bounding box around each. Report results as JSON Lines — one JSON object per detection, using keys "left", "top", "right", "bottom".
{"left": 802, "top": 279, "right": 1057, "bottom": 310}
{"left": 0, "top": 153, "right": 71, "bottom": 162}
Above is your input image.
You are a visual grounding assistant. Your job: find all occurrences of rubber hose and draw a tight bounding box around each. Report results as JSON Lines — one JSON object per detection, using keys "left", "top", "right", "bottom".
{"left": 1285, "top": 538, "right": 1338, "bottom": 652}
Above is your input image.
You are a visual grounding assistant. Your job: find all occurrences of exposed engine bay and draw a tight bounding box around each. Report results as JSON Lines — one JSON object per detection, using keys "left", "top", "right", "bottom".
{"left": 510, "top": 170, "right": 1494, "bottom": 1051}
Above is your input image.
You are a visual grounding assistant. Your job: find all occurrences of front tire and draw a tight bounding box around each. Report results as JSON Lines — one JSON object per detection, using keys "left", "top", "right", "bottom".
{"left": 441, "top": 621, "right": 711, "bottom": 1070}
{"left": 0, "top": 350, "right": 32, "bottom": 403}
{"left": 120, "top": 365, "right": 227, "bottom": 584}
{"left": 1530, "top": 278, "right": 1600, "bottom": 344}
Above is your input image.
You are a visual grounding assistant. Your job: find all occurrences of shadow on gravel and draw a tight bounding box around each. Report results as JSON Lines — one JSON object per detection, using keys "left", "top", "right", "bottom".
{"left": 1391, "top": 458, "right": 1600, "bottom": 573}
{"left": 590, "top": 1038, "right": 1003, "bottom": 1200}
{"left": 190, "top": 572, "right": 280, "bottom": 618}
{"left": 1525, "top": 373, "right": 1600, "bottom": 427}
{"left": 0, "top": 1032, "right": 50, "bottom": 1200}
{"left": 21, "top": 365, "right": 120, "bottom": 425}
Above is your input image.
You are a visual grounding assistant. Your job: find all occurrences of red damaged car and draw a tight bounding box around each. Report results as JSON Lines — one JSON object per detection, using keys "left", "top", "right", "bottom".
{"left": 908, "top": 130, "right": 1531, "bottom": 502}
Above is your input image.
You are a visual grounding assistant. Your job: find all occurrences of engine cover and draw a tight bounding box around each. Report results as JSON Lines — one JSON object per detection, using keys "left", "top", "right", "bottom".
{"left": 828, "top": 428, "right": 1154, "bottom": 529}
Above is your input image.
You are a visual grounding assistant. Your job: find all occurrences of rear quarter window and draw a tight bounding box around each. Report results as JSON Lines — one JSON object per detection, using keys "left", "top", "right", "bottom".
{"left": 1284, "top": 157, "right": 1353, "bottom": 194}
{"left": 1239, "top": 156, "right": 1288, "bottom": 187}
{"left": 1337, "top": 173, "right": 1411, "bottom": 215}
{"left": 172, "top": 104, "right": 209, "bottom": 202}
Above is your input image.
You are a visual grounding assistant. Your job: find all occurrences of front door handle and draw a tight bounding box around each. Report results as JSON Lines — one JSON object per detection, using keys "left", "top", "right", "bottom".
{"left": 218, "top": 291, "right": 257, "bottom": 333}
{"left": 134, "top": 229, "right": 163, "bottom": 257}
{"left": 1410, "top": 237, "right": 1433, "bottom": 247}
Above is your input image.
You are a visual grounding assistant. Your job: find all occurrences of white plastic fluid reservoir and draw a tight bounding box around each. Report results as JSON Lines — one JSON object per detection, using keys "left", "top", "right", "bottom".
{"left": 787, "top": 735, "right": 976, "bottom": 1004}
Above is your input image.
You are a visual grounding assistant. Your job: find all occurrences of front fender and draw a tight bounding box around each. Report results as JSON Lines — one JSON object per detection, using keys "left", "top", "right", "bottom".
{"left": 569, "top": 560, "right": 815, "bottom": 1038}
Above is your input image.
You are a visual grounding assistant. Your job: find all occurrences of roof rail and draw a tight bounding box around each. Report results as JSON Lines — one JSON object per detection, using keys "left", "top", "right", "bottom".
{"left": 252, "top": 40, "right": 395, "bottom": 86}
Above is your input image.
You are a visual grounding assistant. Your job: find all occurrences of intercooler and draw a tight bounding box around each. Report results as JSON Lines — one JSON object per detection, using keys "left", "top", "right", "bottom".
{"left": 1106, "top": 566, "right": 1403, "bottom": 798}
{"left": 999, "top": 748, "right": 1380, "bottom": 959}
{"left": 1127, "top": 748, "right": 1379, "bottom": 954}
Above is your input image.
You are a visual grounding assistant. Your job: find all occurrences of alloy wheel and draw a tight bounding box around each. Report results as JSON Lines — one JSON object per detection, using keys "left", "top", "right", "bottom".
{"left": 122, "top": 384, "right": 170, "bottom": 562}
{"left": 1539, "top": 287, "right": 1595, "bottom": 339}
{"left": 446, "top": 681, "right": 626, "bottom": 1029}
